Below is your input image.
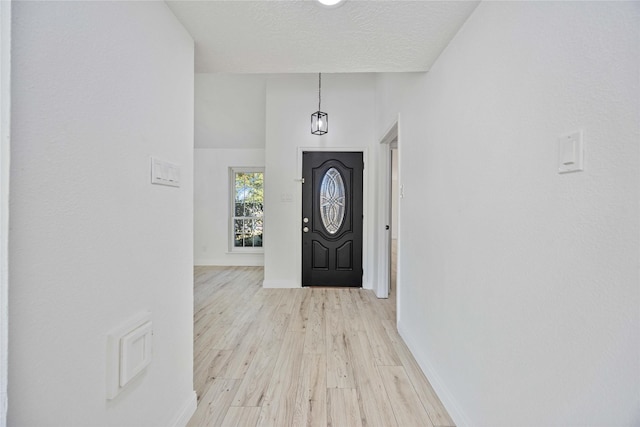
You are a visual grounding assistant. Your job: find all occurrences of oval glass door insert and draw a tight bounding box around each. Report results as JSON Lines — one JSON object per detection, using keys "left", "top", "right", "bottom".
{"left": 320, "top": 167, "right": 346, "bottom": 234}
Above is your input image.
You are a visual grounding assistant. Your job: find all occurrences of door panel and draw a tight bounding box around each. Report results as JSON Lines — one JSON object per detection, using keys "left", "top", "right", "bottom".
{"left": 312, "top": 241, "right": 329, "bottom": 270}
{"left": 336, "top": 241, "right": 353, "bottom": 270}
{"left": 302, "top": 151, "right": 363, "bottom": 287}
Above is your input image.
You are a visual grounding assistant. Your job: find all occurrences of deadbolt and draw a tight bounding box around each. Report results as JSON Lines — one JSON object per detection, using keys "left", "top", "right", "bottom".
{"left": 303, "top": 217, "right": 309, "bottom": 223}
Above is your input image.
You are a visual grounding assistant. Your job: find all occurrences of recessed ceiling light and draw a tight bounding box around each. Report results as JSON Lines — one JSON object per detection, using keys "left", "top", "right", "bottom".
{"left": 316, "top": 0, "right": 346, "bottom": 8}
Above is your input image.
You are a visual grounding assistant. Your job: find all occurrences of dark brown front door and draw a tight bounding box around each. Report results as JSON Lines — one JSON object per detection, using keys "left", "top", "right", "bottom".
{"left": 302, "top": 151, "right": 363, "bottom": 287}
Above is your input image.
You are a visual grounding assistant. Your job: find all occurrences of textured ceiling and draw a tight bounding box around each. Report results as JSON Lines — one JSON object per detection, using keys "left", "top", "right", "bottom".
{"left": 166, "top": 1, "right": 480, "bottom": 73}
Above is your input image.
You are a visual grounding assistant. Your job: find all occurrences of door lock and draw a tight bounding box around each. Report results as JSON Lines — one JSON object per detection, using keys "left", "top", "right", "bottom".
{"left": 303, "top": 217, "right": 309, "bottom": 223}
{"left": 303, "top": 227, "right": 309, "bottom": 233}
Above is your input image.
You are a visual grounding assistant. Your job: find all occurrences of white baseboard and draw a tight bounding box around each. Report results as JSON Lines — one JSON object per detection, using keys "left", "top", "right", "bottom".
{"left": 374, "top": 284, "right": 389, "bottom": 299}
{"left": 194, "top": 258, "right": 263, "bottom": 267}
{"left": 1, "top": 391, "right": 6, "bottom": 427}
{"left": 397, "top": 320, "right": 473, "bottom": 427}
{"left": 262, "top": 279, "right": 299, "bottom": 288}
{"left": 170, "top": 391, "right": 197, "bottom": 427}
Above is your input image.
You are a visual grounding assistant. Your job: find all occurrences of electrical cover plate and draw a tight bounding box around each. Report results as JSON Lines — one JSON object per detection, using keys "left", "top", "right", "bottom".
{"left": 106, "top": 312, "right": 152, "bottom": 400}
{"left": 558, "top": 131, "right": 584, "bottom": 174}
{"left": 119, "top": 321, "right": 153, "bottom": 387}
{"left": 151, "top": 157, "right": 181, "bottom": 187}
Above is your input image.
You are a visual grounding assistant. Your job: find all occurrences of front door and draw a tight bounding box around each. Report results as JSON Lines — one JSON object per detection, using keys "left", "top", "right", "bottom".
{"left": 302, "top": 151, "right": 363, "bottom": 287}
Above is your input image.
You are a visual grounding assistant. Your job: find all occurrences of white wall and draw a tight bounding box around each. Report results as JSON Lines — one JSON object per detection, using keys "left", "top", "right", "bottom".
{"left": 9, "top": 2, "right": 195, "bottom": 426}
{"left": 194, "top": 148, "right": 265, "bottom": 266}
{"left": 376, "top": 2, "right": 640, "bottom": 426}
{"left": 264, "top": 74, "right": 377, "bottom": 288}
{"left": 195, "top": 73, "right": 266, "bottom": 149}
{"left": 194, "top": 74, "right": 267, "bottom": 266}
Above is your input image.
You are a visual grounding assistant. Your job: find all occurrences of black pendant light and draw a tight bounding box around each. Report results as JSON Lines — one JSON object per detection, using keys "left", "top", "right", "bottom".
{"left": 311, "top": 73, "right": 328, "bottom": 135}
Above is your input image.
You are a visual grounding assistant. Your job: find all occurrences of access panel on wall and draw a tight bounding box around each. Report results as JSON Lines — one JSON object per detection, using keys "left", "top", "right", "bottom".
{"left": 302, "top": 151, "right": 363, "bottom": 287}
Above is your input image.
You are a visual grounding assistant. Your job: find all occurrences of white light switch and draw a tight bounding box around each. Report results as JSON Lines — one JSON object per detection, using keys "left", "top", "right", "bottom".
{"left": 558, "top": 131, "right": 583, "bottom": 174}
{"left": 561, "top": 139, "right": 576, "bottom": 165}
{"left": 151, "top": 157, "right": 181, "bottom": 187}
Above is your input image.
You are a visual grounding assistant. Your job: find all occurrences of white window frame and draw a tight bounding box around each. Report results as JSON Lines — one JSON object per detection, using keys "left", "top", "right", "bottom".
{"left": 229, "top": 167, "right": 264, "bottom": 253}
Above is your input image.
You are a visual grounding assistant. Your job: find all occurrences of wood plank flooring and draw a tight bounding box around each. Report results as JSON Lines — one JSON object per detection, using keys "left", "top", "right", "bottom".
{"left": 189, "top": 266, "right": 454, "bottom": 427}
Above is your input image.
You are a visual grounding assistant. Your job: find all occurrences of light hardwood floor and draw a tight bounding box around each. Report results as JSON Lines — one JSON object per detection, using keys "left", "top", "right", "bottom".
{"left": 189, "top": 266, "right": 454, "bottom": 427}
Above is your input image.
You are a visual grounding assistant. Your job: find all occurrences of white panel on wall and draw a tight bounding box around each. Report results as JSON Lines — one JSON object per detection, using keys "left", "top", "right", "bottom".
{"left": 557, "top": 130, "right": 584, "bottom": 174}
{"left": 106, "top": 313, "right": 153, "bottom": 400}
{"left": 119, "top": 321, "right": 152, "bottom": 387}
{"left": 151, "top": 157, "right": 181, "bottom": 187}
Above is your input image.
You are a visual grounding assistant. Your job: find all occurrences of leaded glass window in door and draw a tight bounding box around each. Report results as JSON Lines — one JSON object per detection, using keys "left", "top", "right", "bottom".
{"left": 319, "top": 167, "right": 345, "bottom": 235}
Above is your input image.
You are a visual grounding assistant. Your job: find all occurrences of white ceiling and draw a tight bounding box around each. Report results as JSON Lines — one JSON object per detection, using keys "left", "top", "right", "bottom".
{"left": 166, "top": 0, "right": 480, "bottom": 74}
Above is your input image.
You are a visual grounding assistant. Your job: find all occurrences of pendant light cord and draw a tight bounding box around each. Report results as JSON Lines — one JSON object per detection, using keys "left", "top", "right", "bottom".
{"left": 318, "top": 73, "right": 322, "bottom": 112}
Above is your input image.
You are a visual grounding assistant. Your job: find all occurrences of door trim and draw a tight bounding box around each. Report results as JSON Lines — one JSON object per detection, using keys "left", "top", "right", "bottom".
{"left": 375, "top": 116, "right": 401, "bottom": 314}
{"left": 376, "top": 125, "right": 393, "bottom": 299}
{"left": 296, "top": 146, "right": 369, "bottom": 289}
{"left": 1, "top": 2, "right": 10, "bottom": 424}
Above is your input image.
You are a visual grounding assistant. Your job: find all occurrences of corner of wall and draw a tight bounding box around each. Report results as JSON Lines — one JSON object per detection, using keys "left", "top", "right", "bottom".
{"left": 169, "top": 391, "right": 197, "bottom": 427}
{"left": 397, "top": 321, "right": 473, "bottom": 427}
{"left": 0, "top": 1, "right": 9, "bottom": 425}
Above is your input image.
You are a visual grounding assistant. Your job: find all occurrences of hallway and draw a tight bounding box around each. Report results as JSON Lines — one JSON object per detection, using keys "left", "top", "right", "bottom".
{"left": 189, "top": 266, "right": 453, "bottom": 427}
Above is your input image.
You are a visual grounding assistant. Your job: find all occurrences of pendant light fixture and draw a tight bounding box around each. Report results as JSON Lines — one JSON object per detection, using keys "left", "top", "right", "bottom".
{"left": 311, "top": 73, "right": 328, "bottom": 135}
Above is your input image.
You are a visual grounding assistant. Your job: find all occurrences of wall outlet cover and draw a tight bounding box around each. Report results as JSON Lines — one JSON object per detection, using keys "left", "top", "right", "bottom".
{"left": 106, "top": 312, "right": 152, "bottom": 400}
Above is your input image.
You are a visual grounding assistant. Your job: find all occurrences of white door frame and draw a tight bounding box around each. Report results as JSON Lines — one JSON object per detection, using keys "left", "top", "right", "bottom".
{"left": 375, "top": 117, "right": 399, "bottom": 299}
{"left": 1, "top": 1, "right": 11, "bottom": 425}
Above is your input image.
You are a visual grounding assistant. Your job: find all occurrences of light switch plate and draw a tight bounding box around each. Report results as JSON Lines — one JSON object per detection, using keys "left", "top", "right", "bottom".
{"left": 151, "top": 157, "right": 181, "bottom": 187}
{"left": 558, "top": 131, "right": 584, "bottom": 174}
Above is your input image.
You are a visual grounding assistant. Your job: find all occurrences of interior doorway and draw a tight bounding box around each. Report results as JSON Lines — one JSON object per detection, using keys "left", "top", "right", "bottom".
{"left": 376, "top": 119, "right": 399, "bottom": 308}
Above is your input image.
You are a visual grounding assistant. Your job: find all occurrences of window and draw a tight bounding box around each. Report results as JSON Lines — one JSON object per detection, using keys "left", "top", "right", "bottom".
{"left": 230, "top": 168, "right": 264, "bottom": 252}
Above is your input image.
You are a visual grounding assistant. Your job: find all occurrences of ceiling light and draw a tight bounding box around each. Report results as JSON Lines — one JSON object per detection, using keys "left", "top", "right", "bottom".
{"left": 316, "top": 0, "right": 346, "bottom": 8}
{"left": 311, "top": 73, "right": 328, "bottom": 136}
